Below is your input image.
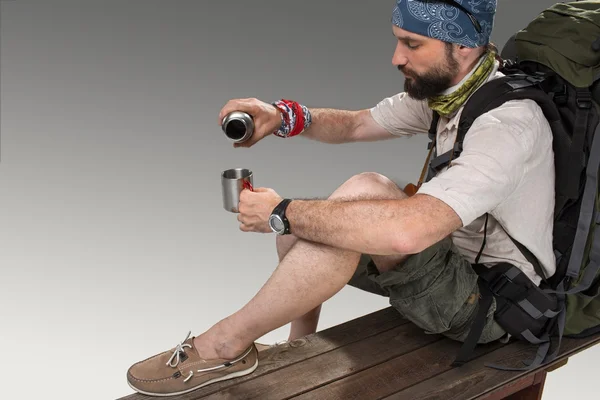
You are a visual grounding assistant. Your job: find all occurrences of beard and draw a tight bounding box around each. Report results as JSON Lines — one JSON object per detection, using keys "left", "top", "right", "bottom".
{"left": 400, "top": 45, "right": 460, "bottom": 100}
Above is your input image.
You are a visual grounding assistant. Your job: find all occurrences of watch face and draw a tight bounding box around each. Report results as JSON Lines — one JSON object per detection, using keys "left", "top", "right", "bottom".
{"left": 269, "top": 215, "right": 285, "bottom": 233}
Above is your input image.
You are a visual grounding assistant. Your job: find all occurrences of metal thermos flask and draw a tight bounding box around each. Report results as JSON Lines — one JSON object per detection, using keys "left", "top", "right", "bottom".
{"left": 221, "top": 111, "right": 255, "bottom": 143}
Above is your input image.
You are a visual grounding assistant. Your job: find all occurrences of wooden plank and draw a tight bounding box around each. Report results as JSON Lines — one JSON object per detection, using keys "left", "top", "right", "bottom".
{"left": 503, "top": 371, "right": 546, "bottom": 400}
{"left": 545, "top": 357, "right": 568, "bottom": 372}
{"left": 475, "top": 335, "right": 599, "bottom": 400}
{"left": 381, "top": 333, "right": 600, "bottom": 400}
{"left": 290, "top": 337, "right": 505, "bottom": 400}
{"left": 478, "top": 371, "right": 546, "bottom": 400}
{"left": 119, "top": 307, "right": 406, "bottom": 400}
{"left": 199, "top": 322, "right": 442, "bottom": 400}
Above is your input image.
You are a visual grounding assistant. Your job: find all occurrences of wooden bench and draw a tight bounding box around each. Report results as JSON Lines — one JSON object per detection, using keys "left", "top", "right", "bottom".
{"left": 119, "top": 306, "right": 600, "bottom": 400}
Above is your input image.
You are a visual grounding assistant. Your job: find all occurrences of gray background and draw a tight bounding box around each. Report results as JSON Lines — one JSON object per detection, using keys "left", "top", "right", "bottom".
{"left": 0, "top": 1, "right": 596, "bottom": 399}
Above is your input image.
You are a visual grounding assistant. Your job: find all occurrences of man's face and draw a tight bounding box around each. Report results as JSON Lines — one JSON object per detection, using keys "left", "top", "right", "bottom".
{"left": 392, "top": 25, "right": 460, "bottom": 100}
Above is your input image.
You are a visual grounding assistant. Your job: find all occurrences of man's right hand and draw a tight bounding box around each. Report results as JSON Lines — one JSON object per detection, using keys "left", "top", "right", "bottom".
{"left": 218, "top": 98, "right": 282, "bottom": 148}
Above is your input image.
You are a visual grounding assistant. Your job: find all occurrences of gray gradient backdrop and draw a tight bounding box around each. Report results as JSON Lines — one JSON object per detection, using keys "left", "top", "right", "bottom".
{"left": 1, "top": 1, "right": 597, "bottom": 399}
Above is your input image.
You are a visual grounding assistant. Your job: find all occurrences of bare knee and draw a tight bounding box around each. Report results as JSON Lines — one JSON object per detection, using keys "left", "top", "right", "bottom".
{"left": 276, "top": 172, "right": 405, "bottom": 262}
{"left": 276, "top": 234, "right": 299, "bottom": 261}
{"left": 330, "top": 172, "right": 407, "bottom": 201}
{"left": 331, "top": 173, "right": 408, "bottom": 272}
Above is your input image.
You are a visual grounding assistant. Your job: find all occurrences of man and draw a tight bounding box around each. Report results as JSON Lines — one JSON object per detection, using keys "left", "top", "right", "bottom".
{"left": 127, "top": 0, "right": 556, "bottom": 396}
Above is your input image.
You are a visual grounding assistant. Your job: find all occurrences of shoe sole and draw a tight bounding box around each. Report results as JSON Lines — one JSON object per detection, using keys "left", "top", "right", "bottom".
{"left": 127, "top": 357, "right": 259, "bottom": 397}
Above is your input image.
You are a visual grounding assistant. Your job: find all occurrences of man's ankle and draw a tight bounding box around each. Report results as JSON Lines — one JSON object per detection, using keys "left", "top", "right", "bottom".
{"left": 192, "top": 333, "right": 221, "bottom": 360}
{"left": 193, "top": 322, "right": 251, "bottom": 360}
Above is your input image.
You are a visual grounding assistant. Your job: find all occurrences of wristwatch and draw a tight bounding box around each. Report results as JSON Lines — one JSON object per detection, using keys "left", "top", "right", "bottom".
{"left": 269, "top": 199, "right": 293, "bottom": 235}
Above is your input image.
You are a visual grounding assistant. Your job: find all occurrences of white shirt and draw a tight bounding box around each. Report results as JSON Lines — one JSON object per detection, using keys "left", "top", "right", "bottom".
{"left": 369, "top": 61, "right": 556, "bottom": 285}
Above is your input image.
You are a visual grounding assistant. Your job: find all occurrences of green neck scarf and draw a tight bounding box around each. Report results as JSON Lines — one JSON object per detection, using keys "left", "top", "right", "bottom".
{"left": 428, "top": 51, "right": 497, "bottom": 118}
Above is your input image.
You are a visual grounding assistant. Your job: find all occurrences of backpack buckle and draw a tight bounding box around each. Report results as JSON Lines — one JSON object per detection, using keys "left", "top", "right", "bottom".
{"left": 551, "top": 84, "right": 568, "bottom": 105}
{"left": 576, "top": 90, "right": 593, "bottom": 109}
{"left": 576, "top": 98, "right": 592, "bottom": 109}
{"left": 490, "top": 274, "right": 514, "bottom": 297}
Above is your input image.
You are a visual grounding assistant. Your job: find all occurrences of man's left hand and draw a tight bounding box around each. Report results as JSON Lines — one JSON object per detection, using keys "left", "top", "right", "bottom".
{"left": 238, "top": 187, "right": 283, "bottom": 233}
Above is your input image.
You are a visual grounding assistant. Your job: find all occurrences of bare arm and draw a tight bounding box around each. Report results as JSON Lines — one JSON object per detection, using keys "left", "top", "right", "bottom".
{"left": 218, "top": 98, "right": 395, "bottom": 148}
{"left": 284, "top": 194, "right": 462, "bottom": 256}
{"left": 301, "top": 108, "right": 396, "bottom": 144}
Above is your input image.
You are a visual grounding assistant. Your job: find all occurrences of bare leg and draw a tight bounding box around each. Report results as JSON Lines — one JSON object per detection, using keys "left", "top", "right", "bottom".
{"left": 280, "top": 178, "right": 409, "bottom": 340}
{"left": 193, "top": 173, "right": 410, "bottom": 360}
{"left": 276, "top": 234, "right": 322, "bottom": 341}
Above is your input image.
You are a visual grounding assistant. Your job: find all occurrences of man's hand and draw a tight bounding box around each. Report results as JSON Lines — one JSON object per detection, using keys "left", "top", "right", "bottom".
{"left": 238, "top": 187, "right": 283, "bottom": 233}
{"left": 218, "top": 98, "right": 282, "bottom": 148}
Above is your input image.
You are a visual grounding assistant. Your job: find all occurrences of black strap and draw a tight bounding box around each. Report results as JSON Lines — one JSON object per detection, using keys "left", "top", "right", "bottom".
{"left": 429, "top": 143, "right": 463, "bottom": 171}
{"left": 452, "top": 279, "right": 494, "bottom": 367}
{"left": 475, "top": 213, "right": 489, "bottom": 264}
{"left": 428, "top": 71, "right": 575, "bottom": 208}
{"left": 491, "top": 294, "right": 564, "bottom": 372}
{"left": 474, "top": 264, "right": 529, "bottom": 300}
{"left": 428, "top": 111, "right": 440, "bottom": 144}
{"left": 474, "top": 210, "right": 546, "bottom": 286}
{"left": 564, "top": 88, "right": 592, "bottom": 199}
{"left": 427, "top": 73, "right": 564, "bottom": 176}
{"left": 429, "top": 71, "right": 569, "bottom": 284}
{"left": 507, "top": 235, "right": 549, "bottom": 284}
{"left": 458, "top": 75, "right": 552, "bottom": 145}
{"left": 425, "top": 112, "right": 441, "bottom": 183}
{"left": 456, "top": 265, "right": 559, "bottom": 371}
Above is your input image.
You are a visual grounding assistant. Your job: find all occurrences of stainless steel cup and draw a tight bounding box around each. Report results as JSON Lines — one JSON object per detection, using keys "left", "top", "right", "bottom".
{"left": 221, "top": 111, "right": 254, "bottom": 143}
{"left": 221, "top": 168, "right": 253, "bottom": 213}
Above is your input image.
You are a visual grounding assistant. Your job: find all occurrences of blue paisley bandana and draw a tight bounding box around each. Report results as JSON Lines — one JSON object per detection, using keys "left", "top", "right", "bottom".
{"left": 392, "top": 0, "right": 496, "bottom": 48}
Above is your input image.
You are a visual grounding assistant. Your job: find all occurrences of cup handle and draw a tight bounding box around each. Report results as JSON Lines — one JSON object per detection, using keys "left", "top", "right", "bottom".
{"left": 243, "top": 180, "right": 254, "bottom": 191}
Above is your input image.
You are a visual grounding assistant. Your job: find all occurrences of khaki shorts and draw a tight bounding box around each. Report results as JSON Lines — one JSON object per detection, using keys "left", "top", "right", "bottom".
{"left": 348, "top": 237, "right": 506, "bottom": 344}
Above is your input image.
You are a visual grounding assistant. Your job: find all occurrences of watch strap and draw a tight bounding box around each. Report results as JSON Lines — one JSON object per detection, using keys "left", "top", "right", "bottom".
{"left": 272, "top": 198, "right": 293, "bottom": 234}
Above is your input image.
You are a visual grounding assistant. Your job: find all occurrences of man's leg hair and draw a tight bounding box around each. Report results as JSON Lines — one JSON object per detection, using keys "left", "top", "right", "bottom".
{"left": 281, "top": 174, "right": 409, "bottom": 340}
{"left": 193, "top": 172, "right": 409, "bottom": 360}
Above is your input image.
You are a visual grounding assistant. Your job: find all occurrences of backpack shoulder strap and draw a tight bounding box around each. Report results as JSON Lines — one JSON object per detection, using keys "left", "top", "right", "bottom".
{"left": 429, "top": 72, "right": 574, "bottom": 201}
{"left": 456, "top": 73, "right": 563, "bottom": 159}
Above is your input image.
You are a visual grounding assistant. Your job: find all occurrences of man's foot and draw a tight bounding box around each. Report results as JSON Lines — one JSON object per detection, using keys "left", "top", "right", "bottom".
{"left": 127, "top": 331, "right": 258, "bottom": 397}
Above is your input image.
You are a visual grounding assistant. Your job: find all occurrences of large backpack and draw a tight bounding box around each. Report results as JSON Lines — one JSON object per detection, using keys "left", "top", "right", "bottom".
{"left": 423, "top": 1, "right": 600, "bottom": 369}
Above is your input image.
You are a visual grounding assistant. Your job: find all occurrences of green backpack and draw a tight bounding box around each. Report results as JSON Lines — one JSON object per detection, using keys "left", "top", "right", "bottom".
{"left": 426, "top": 1, "right": 600, "bottom": 368}
{"left": 504, "top": 1, "right": 600, "bottom": 338}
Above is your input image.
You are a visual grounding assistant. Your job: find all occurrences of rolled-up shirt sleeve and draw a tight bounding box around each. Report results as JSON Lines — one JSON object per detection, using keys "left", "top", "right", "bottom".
{"left": 417, "top": 110, "right": 533, "bottom": 227}
{"left": 370, "top": 92, "right": 432, "bottom": 137}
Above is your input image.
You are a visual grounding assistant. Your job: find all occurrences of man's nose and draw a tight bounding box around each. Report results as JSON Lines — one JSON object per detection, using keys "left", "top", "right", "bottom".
{"left": 392, "top": 42, "right": 408, "bottom": 67}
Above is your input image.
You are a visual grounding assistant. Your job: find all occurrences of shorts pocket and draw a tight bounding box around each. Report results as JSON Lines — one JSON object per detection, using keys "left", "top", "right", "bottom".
{"left": 391, "top": 293, "right": 450, "bottom": 334}
{"left": 388, "top": 245, "right": 480, "bottom": 336}
{"left": 431, "top": 258, "right": 479, "bottom": 334}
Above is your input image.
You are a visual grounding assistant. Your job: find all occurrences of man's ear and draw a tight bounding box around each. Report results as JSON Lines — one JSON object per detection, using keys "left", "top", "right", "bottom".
{"left": 455, "top": 43, "right": 479, "bottom": 60}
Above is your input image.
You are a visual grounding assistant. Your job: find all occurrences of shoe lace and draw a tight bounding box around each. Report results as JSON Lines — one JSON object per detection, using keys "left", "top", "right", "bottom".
{"left": 181, "top": 344, "right": 254, "bottom": 384}
{"left": 166, "top": 331, "right": 192, "bottom": 368}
